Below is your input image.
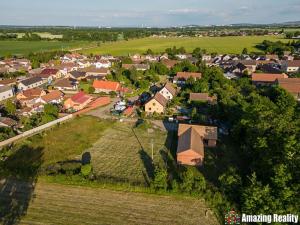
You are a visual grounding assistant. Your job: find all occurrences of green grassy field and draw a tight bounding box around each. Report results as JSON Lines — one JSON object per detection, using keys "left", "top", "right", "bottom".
{"left": 6, "top": 181, "right": 216, "bottom": 225}
{"left": 88, "top": 122, "right": 172, "bottom": 185}
{"left": 0, "top": 40, "right": 91, "bottom": 57}
{"left": 82, "top": 36, "right": 289, "bottom": 55}
{"left": 0, "top": 116, "right": 114, "bottom": 177}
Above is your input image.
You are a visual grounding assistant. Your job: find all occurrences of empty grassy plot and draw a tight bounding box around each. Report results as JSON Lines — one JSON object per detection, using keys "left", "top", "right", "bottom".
{"left": 1, "top": 116, "right": 114, "bottom": 178}
{"left": 88, "top": 122, "right": 170, "bottom": 185}
{"left": 17, "top": 181, "right": 218, "bottom": 225}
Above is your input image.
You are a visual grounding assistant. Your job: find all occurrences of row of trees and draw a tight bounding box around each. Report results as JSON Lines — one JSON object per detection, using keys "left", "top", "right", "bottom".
{"left": 148, "top": 64, "right": 299, "bottom": 219}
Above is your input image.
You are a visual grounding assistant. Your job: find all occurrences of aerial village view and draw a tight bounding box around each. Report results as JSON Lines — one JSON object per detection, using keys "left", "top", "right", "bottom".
{"left": 0, "top": 0, "right": 299, "bottom": 225}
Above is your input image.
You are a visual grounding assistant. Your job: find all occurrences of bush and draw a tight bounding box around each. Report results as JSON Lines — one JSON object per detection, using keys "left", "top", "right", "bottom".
{"left": 61, "top": 162, "right": 81, "bottom": 175}
{"left": 81, "top": 164, "right": 92, "bottom": 177}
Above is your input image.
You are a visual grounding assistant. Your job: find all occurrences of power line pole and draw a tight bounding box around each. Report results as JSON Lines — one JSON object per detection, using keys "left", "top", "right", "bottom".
{"left": 151, "top": 139, "right": 154, "bottom": 162}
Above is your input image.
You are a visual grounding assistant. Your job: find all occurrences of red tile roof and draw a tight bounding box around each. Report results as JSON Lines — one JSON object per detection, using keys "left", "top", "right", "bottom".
{"left": 71, "top": 92, "right": 92, "bottom": 104}
{"left": 40, "top": 68, "right": 59, "bottom": 75}
{"left": 22, "top": 88, "right": 44, "bottom": 98}
{"left": 175, "top": 72, "right": 202, "bottom": 80}
{"left": 93, "top": 80, "right": 120, "bottom": 91}
{"left": 277, "top": 78, "right": 300, "bottom": 94}
{"left": 252, "top": 73, "right": 288, "bottom": 82}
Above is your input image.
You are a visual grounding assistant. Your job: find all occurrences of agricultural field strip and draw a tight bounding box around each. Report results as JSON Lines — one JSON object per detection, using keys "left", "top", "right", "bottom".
{"left": 19, "top": 182, "right": 216, "bottom": 225}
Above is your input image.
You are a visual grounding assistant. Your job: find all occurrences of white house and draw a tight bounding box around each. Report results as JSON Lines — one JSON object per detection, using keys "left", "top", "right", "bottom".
{"left": 202, "top": 55, "right": 212, "bottom": 61}
{"left": 18, "top": 77, "right": 44, "bottom": 91}
{"left": 94, "top": 60, "right": 111, "bottom": 68}
{"left": 0, "top": 85, "right": 14, "bottom": 101}
{"left": 175, "top": 54, "right": 188, "bottom": 60}
{"left": 159, "top": 83, "right": 176, "bottom": 100}
{"left": 282, "top": 60, "right": 300, "bottom": 73}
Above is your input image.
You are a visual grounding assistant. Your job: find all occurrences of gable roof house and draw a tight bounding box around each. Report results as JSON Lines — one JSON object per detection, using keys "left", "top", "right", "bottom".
{"left": 145, "top": 93, "right": 168, "bottom": 114}
{"left": 189, "top": 93, "right": 217, "bottom": 104}
{"left": 79, "top": 67, "right": 110, "bottom": 77}
{"left": 53, "top": 78, "right": 78, "bottom": 91}
{"left": 160, "top": 59, "right": 178, "bottom": 69}
{"left": 40, "top": 90, "right": 64, "bottom": 104}
{"left": 0, "top": 85, "right": 14, "bottom": 101}
{"left": 68, "top": 71, "right": 87, "bottom": 80}
{"left": 64, "top": 91, "right": 93, "bottom": 111}
{"left": 40, "top": 68, "right": 61, "bottom": 79}
{"left": 173, "top": 72, "right": 202, "bottom": 84}
{"left": 252, "top": 73, "right": 288, "bottom": 86}
{"left": 16, "top": 87, "right": 46, "bottom": 101}
{"left": 94, "top": 60, "right": 112, "bottom": 68}
{"left": 18, "top": 77, "right": 44, "bottom": 91}
{"left": 122, "top": 64, "right": 150, "bottom": 71}
{"left": 158, "top": 83, "right": 176, "bottom": 100}
{"left": 93, "top": 80, "right": 121, "bottom": 94}
{"left": 281, "top": 60, "right": 300, "bottom": 73}
{"left": 177, "top": 124, "right": 217, "bottom": 166}
{"left": 277, "top": 78, "right": 300, "bottom": 101}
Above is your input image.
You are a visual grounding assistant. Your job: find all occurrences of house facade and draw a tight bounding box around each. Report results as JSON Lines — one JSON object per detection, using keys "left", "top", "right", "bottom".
{"left": 0, "top": 85, "right": 14, "bottom": 101}
{"left": 18, "top": 77, "right": 44, "bottom": 91}
{"left": 145, "top": 93, "right": 167, "bottom": 114}
{"left": 158, "top": 83, "right": 176, "bottom": 100}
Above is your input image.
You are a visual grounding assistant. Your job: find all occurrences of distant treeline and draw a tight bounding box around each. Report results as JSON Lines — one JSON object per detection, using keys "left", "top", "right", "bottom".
{"left": 0, "top": 26, "right": 299, "bottom": 42}
{"left": 256, "top": 39, "right": 300, "bottom": 55}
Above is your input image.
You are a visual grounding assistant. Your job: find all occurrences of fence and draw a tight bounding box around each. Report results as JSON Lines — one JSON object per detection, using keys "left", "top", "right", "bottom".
{"left": 0, "top": 114, "right": 73, "bottom": 148}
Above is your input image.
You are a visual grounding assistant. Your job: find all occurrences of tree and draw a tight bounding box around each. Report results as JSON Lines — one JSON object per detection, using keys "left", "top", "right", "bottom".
{"left": 42, "top": 104, "right": 59, "bottom": 123}
{"left": 81, "top": 164, "right": 92, "bottom": 178}
{"left": 5, "top": 100, "right": 16, "bottom": 115}
{"left": 242, "top": 48, "right": 248, "bottom": 55}
{"left": 88, "top": 86, "right": 95, "bottom": 94}
{"left": 151, "top": 166, "right": 168, "bottom": 191}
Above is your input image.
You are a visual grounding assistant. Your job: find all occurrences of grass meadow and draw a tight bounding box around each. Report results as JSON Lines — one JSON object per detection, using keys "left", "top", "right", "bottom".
{"left": 88, "top": 122, "right": 172, "bottom": 185}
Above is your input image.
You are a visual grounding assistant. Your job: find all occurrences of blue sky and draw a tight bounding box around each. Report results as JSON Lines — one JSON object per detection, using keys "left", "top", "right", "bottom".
{"left": 0, "top": 0, "right": 299, "bottom": 27}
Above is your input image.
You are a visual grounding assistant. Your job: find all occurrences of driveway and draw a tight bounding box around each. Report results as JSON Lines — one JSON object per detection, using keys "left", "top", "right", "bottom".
{"left": 86, "top": 97, "right": 119, "bottom": 119}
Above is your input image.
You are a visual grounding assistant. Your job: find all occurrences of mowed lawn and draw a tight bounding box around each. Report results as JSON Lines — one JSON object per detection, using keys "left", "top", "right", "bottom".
{"left": 82, "top": 36, "right": 289, "bottom": 55}
{"left": 0, "top": 40, "right": 90, "bottom": 56}
{"left": 16, "top": 181, "right": 218, "bottom": 225}
{"left": 88, "top": 122, "right": 171, "bottom": 185}
{"left": 2, "top": 116, "right": 114, "bottom": 173}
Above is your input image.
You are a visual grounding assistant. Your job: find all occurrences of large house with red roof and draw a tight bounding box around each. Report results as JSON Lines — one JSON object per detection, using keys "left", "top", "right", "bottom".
{"left": 64, "top": 92, "right": 93, "bottom": 111}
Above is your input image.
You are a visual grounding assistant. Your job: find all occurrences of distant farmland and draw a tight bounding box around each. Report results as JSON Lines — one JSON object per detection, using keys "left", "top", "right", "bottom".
{"left": 0, "top": 35, "right": 290, "bottom": 57}
{"left": 0, "top": 40, "right": 91, "bottom": 56}
{"left": 82, "top": 35, "right": 289, "bottom": 55}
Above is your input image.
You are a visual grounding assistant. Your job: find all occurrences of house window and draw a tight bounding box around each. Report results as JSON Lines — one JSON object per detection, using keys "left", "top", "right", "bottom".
{"left": 148, "top": 108, "right": 152, "bottom": 111}
{"left": 203, "top": 139, "right": 209, "bottom": 146}
{"left": 153, "top": 102, "right": 156, "bottom": 106}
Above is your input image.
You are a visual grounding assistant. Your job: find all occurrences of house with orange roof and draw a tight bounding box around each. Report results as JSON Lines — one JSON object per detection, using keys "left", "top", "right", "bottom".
{"left": 177, "top": 124, "right": 217, "bottom": 166}
{"left": 93, "top": 80, "right": 121, "bottom": 94}
{"left": 40, "top": 90, "right": 64, "bottom": 104}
